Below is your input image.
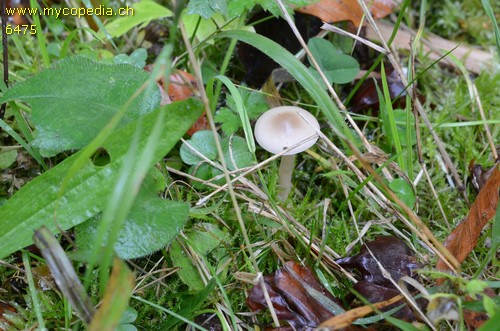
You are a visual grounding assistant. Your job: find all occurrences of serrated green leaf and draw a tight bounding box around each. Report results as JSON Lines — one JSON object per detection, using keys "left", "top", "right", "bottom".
{"left": 180, "top": 130, "right": 219, "bottom": 165}
{"left": 215, "top": 88, "right": 269, "bottom": 135}
{"left": 0, "top": 98, "right": 203, "bottom": 259}
{"left": 221, "top": 135, "right": 254, "bottom": 171}
{"left": 103, "top": 0, "right": 172, "bottom": 38}
{"left": 214, "top": 107, "right": 240, "bottom": 135}
{"left": 0, "top": 56, "right": 161, "bottom": 157}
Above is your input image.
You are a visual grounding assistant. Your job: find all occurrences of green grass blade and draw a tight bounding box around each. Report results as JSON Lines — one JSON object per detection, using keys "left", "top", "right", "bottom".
{"left": 22, "top": 251, "right": 47, "bottom": 331}
{"left": 29, "top": 0, "right": 50, "bottom": 66}
{"left": 379, "top": 62, "right": 405, "bottom": 170}
{"left": 0, "top": 117, "right": 47, "bottom": 169}
{"left": 481, "top": 0, "right": 500, "bottom": 56}
{"left": 213, "top": 75, "right": 255, "bottom": 153}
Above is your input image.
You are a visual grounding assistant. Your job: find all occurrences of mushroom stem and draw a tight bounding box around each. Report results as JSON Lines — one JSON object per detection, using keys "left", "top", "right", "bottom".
{"left": 278, "top": 154, "right": 296, "bottom": 201}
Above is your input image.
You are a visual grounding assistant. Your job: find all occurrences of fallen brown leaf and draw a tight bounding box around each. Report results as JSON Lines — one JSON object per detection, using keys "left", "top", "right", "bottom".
{"left": 144, "top": 67, "right": 208, "bottom": 136}
{"left": 247, "top": 261, "right": 341, "bottom": 330}
{"left": 349, "top": 67, "right": 420, "bottom": 115}
{"left": 336, "top": 236, "right": 420, "bottom": 288}
{"left": 469, "top": 160, "right": 499, "bottom": 192}
{"left": 296, "top": 0, "right": 399, "bottom": 27}
{"left": 436, "top": 166, "right": 500, "bottom": 271}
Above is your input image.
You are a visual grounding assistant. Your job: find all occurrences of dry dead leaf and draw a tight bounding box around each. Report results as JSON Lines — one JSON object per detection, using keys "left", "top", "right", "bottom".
{"left": 436, "top": 166, "right": 500, "bottom": 271}
{"left": 336, "top": 236, "right": 420, "bottom": 288}
{"left": 296, "top": 0, "right": 400, "bottom": 27}
{"left": 246, "top": 261, "right": 341, "bottom": 330}
{"left": 144, "top": 67, "right": 208, "bottom": 136}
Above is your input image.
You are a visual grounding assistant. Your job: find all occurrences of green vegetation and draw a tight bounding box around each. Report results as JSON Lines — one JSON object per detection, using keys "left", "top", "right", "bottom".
{"left": 0, "top": 0, "right": 498, "bottom": 330}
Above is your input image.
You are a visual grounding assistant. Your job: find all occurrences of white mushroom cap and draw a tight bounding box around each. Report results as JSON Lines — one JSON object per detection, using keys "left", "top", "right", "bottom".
{"left": 254, "top": 106, "right": 320, "bottom": 155}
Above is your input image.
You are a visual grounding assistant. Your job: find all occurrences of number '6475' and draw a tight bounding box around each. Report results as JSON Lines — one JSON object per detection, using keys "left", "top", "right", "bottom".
{"left": 5, "top": 24, "right": 36, "bottom": 35}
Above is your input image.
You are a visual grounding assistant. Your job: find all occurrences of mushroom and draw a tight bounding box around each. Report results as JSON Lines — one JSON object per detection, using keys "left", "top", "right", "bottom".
{"left": 254, "top": 106, "right": 320, "bottom": 200}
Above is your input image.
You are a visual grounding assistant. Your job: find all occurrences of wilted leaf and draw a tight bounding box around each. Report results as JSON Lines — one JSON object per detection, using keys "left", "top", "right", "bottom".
{"left": 469, "top": 160, "right": 499, "bottom": 192}
{"left": 296, "top": 0, "right": 400, "bottom": 27}
{"left": 352, "top": 281, "right": 423, "bottom": 321}
{"left": 436, "top": 166, "right": 500, "bottom": 271}
{"left": 319, "top": 291, "right": 405, "bottom": 329}
{"left": 350, "top": 68, "right": 408, "bottom": 115}
{"left": 336, "top": 236, "right": 419, "bottom": 288}
{"left": 88, "top": 259, "right": 135, "bottom": 331}
{"left": 144, "top": 68, "right": 207, "bottom": 136}
{"left": 34, "top": 227, "right": 95, "bottom": 324}
{"left": 335, "top": 236, "right": 423, "bottom": 323}
{"left": 247, "top": 261, "right": 341, "bottom": 330}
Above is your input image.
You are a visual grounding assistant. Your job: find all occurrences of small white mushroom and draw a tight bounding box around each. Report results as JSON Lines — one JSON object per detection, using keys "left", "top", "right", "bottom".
{"left": 254, "top": 106, "right": 320, "bottom": 200}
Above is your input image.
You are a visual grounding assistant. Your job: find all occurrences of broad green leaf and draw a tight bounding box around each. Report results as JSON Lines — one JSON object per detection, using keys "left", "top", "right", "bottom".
{"left": 0, "top": 98, "right": 203, "bottom": 259}
{"left": 186, "top": 223, "right": 230, "bottom": 255}
{"left": 308, "top": 38, "right": 360, "bottom": 84}
{"left": 180, "top": 130, "right": 219, "bottom": 165}
{"left": 76, "top": 169, "right": 190, "bottom": 259}
{"left": 221, "top": 135, "right": 254, "bottom": 171}
{"left": 388, "top": 178, "right": 415, "bottom": 208}
{"left": 169, "top": 240, "right": 205, "bottom": 291}
{"left": 113, "top": 48, "right": 148, "bottom": 68}
{"left": 0, "top": 150, "right": 17, "bottom": 169}
{"left": 0, "top": 56, "right": 161, "bottom": 157}
{"left": 218, "top": 30, "right": 355, "bottom": 146}
{"left": 116, "top": 199, "right": 189, "bottom": 259}
{"left": 119, "top": 307, "right": 138, "bottom": 325}
{"left": 182, "top": 13, "right": 254, "bottom": 45}
{"left": 187, "top": 0, "right": 227, "bottom": 19}
{"left": 103, "top": 0, "right": 172, "bottom": 38}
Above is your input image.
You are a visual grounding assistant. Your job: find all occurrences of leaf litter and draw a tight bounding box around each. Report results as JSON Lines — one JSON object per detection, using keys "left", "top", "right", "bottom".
{"left": 247, "top": 236, "right": 426, "bottom": 329}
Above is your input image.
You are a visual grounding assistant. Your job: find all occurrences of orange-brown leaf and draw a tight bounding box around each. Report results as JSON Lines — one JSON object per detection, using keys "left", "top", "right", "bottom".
{"left": 436, "top": 166, "right": 500, "bottom": 271}
{"left": 296, "top": 0, "right": 399, "bottom": 27}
